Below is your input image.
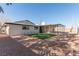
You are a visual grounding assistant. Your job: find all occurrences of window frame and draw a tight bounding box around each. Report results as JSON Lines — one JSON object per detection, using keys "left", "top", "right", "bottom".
{"left": 34, "top": 26, "right": 38, "bottom": 30}
{"left": 22, "top": 25, "right": 29, "bottom": 30}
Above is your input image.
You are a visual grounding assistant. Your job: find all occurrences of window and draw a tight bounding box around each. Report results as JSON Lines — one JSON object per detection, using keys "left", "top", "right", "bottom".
{"left": 22, "top": 26, "right": 29, "bottom": 30}
{"left": 34, "top": 26, "right": 38, "bottom": 30}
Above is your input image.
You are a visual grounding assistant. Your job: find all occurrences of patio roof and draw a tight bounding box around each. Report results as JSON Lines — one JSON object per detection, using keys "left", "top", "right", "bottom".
{"left": 39, "top": 24, "right": 65, "bottom": 27}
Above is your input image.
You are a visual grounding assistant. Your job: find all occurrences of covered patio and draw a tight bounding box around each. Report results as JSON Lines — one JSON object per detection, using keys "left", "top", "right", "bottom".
{"left": 39, "top": 24, "right": 65, "bottom": 34}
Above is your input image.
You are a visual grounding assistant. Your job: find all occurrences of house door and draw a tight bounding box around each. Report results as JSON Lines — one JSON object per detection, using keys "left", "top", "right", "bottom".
{"left": 39, "top": 26, "right": 43, "bottom": 33}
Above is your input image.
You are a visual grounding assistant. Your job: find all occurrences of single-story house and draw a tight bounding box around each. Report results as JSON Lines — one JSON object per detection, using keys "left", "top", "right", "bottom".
{"left": 1, "top": 20, "right": 78, "bottom": 36}
{"left": 0, "top": 20, "right": 66, "bottom": 36}
{"left": 1, "top": 20, "right": 39, "bottom": 36}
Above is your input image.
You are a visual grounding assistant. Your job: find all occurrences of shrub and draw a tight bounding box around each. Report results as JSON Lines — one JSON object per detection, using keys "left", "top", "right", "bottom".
{"left": 32, "top": 33, "right": 56, "bottom": 39}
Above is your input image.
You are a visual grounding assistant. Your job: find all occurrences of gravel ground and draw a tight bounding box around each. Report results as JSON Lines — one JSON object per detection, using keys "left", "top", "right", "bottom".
{"left": 0, "top": 35, "right": 39, "bottom": 56}
{"left": 14, "top": 34, "right": 79, "bottom": 56}
{"left": 0, "top": 34, "right": 79, "bottom": 56}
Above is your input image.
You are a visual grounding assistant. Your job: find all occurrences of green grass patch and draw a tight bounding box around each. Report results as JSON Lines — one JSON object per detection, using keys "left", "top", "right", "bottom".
{"left": 32, "top": 33, "right": 56, "bottom": 39}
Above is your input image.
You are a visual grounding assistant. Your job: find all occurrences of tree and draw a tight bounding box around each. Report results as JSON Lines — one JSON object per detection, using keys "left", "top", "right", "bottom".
{"left": 6, "top": 3, "right": 12, "bottom": 5}
{"left": 0, "top": 6, "right": 4, "bottom": 13}
{"left": 0, "top": 3, "right": 12, "bottom": 25}
{"left": 0, "top": 3, "right": 12, "bottom": 13}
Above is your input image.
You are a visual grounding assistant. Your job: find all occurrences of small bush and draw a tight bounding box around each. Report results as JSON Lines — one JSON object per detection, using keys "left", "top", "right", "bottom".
{"left": 32, "top": 33, "right": 56, "bottom": 39}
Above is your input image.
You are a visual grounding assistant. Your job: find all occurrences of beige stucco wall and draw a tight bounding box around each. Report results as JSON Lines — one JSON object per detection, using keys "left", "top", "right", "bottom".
{"left": 22, "top": 26, "right": 39, "bottom": 35}
{"left": 54, "top": 26, "right": 65, "bottom": 32}
{"left": 5, "top": 24, "right": 39, "bottom": 36}
{"left": 5, "top": 25, "right": 10, "bottom": 35}
{"left": 10, "top": 25, "right": 22, "bottom": 35}
{"left": 54, "top": 27, "right": 78, "bottom": 34}
{"left": 5, "top": 24, "right": 78, "bottom": 35}
{"left": 40, "top": 25, "right": 65, "bottom": 33}
{"left": 65, "top": 27, "right": 78, "bottom": 34}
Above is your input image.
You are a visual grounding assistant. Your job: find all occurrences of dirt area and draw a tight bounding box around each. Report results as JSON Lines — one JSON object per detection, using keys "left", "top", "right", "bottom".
{"left": 0, "top": 34, "right": 39, "bottom": 56}
{"left": 13, "top": 34, "right": 79, "bottom": 56}
{"left": 0, "top": 34, "right": 79, "bottom": 56}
